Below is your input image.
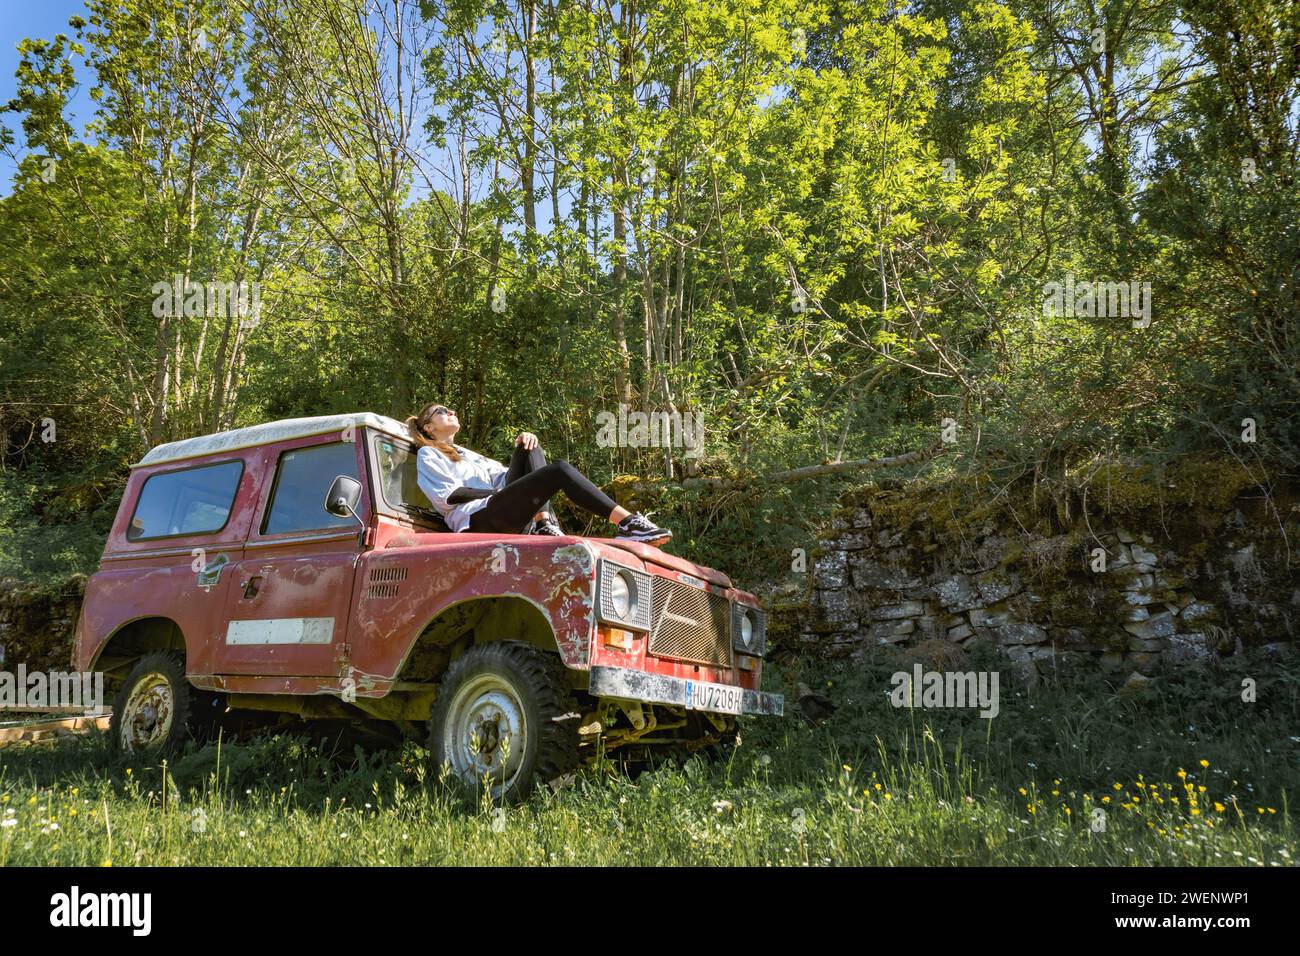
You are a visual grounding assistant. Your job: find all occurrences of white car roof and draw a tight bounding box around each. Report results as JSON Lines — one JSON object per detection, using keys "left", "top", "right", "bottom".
{"left": 134, "top": 413, "right": 412, "bottom": 467}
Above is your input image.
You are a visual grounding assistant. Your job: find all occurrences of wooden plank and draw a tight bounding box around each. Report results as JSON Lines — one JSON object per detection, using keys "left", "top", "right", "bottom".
{"left": 0, "top": 713, "right": 112, "bottom": 746}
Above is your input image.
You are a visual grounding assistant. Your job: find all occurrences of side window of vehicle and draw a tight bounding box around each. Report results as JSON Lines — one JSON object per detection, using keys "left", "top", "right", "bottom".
{"left": 128, "top": 460, "right": 244, "bottom": 541}
{"left": 262, "top": 442, "right": 361, "bottom": 535}
{"left": 375, "top": 438, "right": 434, "bottom": 511}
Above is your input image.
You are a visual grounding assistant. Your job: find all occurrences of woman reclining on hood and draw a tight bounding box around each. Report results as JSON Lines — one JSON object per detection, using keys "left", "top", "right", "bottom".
{"left": 408, "top": 401, "right": 672, "bottom": 546}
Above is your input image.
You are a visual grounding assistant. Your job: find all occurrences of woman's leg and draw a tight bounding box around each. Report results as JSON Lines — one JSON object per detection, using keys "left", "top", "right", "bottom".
{"left": 468, "top": 460, "right": 619, "bottom": 533}
{"left": 502, "top": 443, "right": 553, "bottom": 521}
{"left": 503, "top": 443, "right": 546, "bottom": 483}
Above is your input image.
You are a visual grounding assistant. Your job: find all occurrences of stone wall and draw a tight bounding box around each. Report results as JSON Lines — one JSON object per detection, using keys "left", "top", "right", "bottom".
{"left": 0, "top": 576, "right": 86, "bottom": 673}
{"left": 796, "top": 461, "right": 1298, "bottom": 680}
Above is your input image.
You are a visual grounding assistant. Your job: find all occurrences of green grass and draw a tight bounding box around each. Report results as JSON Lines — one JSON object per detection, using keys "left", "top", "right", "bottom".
{"left": 1, "top": 646, "right": 1296, "bottom": 866}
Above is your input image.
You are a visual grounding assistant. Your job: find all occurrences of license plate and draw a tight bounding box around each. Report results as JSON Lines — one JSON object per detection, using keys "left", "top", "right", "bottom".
{"left": 684, "top": 679, "right": 744, "bottom": 715}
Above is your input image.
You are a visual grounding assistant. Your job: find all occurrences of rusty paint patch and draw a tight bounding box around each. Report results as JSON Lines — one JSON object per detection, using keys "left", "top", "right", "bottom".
{"left": 550, "top": 542, "right": 595, "bottom": 576}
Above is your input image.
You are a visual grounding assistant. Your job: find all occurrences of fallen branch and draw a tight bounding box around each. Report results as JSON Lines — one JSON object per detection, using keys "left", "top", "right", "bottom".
{"left": 624, "top": 443, "right": 945, "bottom": 493}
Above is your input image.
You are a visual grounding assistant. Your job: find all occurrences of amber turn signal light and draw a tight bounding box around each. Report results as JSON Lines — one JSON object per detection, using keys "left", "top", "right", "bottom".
{"left": 602, "top": 627, "right": 636, "bottom": 651}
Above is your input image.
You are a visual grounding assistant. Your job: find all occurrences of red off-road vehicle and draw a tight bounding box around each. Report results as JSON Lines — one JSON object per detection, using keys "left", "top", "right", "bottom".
{"left": 73, "top": 414, "right": 782, "bottom": 799}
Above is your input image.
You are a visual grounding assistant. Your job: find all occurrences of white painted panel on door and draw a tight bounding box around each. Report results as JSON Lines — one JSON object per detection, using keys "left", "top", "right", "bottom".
{"left": 226, "top": 617, "right": 335, "bottom": 645}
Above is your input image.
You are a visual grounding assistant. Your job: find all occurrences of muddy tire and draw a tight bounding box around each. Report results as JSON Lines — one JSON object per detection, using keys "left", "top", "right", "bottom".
{"left": 110, "top": 651, "right": 216, "bottom": 756}
{"left": 429, "top": 641, "right": 580, "bottom": 803}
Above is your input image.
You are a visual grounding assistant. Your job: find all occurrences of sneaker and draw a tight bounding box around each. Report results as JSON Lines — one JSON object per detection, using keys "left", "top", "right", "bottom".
{"left": 531, "top": 516, "right": 564, "bottom": 536}
{"left": 615, "top": 512, "right": 673, "bottom": 545}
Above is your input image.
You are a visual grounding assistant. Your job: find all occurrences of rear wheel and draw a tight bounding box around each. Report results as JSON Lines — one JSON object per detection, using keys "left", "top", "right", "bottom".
{"left": 110, "top": 651, "right": 217, "bottom": 756}
{"left": 429, "top": 641, "right": 579, "bottom": 803}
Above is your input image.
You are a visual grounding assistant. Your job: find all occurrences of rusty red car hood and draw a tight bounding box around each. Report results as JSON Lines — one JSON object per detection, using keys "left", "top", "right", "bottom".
{"left": 589, "top": 538, "right": 732, "bottom": 589}
{"left": 384, "top": 530, "right": 732, "bottom": 590}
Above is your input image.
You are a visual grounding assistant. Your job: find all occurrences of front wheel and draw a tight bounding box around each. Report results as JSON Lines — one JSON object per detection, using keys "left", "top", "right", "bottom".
{"left": 429, "top": 642, "right": 579, "bottom": 803}
{"left": 109, "top": 651, "right": 215, "bottom": 756}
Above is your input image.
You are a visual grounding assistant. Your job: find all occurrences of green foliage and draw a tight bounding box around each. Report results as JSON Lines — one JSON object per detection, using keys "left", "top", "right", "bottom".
{"left": 0, "top": 0, "right": 1295, "bottom": 577}
{"left": 0, "top": 468, "right": 112, "bottom": 580}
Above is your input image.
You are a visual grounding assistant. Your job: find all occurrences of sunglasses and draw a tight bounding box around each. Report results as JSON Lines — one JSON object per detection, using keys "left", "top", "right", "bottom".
{"left": 424, "top": 406, "right": 456, "bottom": 420}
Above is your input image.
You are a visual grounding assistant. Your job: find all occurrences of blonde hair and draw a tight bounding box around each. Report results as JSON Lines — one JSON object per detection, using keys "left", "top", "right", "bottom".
{"left": 407, "top": 402, "right": 462, "bottom": 463}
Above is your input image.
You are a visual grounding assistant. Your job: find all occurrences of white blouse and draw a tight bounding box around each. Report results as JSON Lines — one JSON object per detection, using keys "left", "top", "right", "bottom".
{"left": 415, "top": 444, "right": 508, "bottom": 532}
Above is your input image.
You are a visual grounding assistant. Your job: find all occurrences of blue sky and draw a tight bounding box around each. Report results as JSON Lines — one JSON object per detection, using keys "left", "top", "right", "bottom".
{"left": 0, "top": 0, "right": 91, "bottom": 191}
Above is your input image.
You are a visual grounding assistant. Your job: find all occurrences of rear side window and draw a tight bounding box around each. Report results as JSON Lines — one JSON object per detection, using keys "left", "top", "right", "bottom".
{"left": 128, "top": 460, "right": 244, "bottom": 541}
{"left": 262, "top": 442, "right": 361, "bottom": 535}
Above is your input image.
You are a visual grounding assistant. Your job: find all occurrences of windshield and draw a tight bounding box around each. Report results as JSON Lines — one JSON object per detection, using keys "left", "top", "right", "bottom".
{"left": 372, "top": 435, "right": 441, "bottom": 524}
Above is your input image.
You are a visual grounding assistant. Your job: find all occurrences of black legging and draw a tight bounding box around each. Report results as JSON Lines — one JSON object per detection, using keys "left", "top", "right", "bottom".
{"left": 468, "top": 445, "right": 618, "bottom": 533}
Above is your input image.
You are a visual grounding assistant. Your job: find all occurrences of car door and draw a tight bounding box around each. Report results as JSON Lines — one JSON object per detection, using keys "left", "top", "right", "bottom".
{"left": 215, "top": 436, "right": 368, "bottom": 677}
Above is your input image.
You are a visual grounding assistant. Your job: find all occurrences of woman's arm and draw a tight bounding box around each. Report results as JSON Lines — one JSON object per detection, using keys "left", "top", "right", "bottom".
{"left": 447, "top": 486, "right": 494, "bottom": 504}
{"left": 416, "top": 446, "right": 464, "bottom": 513}
{"left": 419, "top": 446, "right": 502, "bottom": 508}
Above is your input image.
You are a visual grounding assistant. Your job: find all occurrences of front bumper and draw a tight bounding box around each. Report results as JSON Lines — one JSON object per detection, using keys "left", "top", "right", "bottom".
{"left": 588, "top": 666, "right": 784, "bottom": 717}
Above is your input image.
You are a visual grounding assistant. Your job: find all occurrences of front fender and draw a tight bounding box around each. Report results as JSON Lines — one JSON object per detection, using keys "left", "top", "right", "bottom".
{"left": 351, "top": 535, "right": 598, "bottom": 678}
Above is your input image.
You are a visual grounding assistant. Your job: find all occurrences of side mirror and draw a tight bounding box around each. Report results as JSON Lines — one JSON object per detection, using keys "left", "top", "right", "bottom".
{"left": 324, "top": 475, "right": 363, "bottom": 523}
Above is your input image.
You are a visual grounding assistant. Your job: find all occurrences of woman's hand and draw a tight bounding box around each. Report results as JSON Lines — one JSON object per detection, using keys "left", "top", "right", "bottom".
{"left": 515, "top": 431, "right": 539, "bottom": 450}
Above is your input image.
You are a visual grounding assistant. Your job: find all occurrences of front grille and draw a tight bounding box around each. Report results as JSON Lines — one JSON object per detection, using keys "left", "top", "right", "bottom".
{"left": 648, "top": 578, "right": 733, "bottom": 667}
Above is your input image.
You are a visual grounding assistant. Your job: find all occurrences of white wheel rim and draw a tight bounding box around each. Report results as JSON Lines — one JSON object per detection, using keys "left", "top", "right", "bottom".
{"left": 119, "top": 672, "right": 175, "bottom": 751}
{"left": 442, "top": 673, "right": 527, "bottom": 796}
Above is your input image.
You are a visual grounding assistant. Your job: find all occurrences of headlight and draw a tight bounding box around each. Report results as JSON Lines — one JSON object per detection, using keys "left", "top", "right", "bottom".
{"left": 610, "top": 571, "right": 632, "bottom": 619}
{"left": 597, "top": 560, "right": 652, "bottom": 631}
{"left": 731, "top": 603, "right": 767, "bottom": 658}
